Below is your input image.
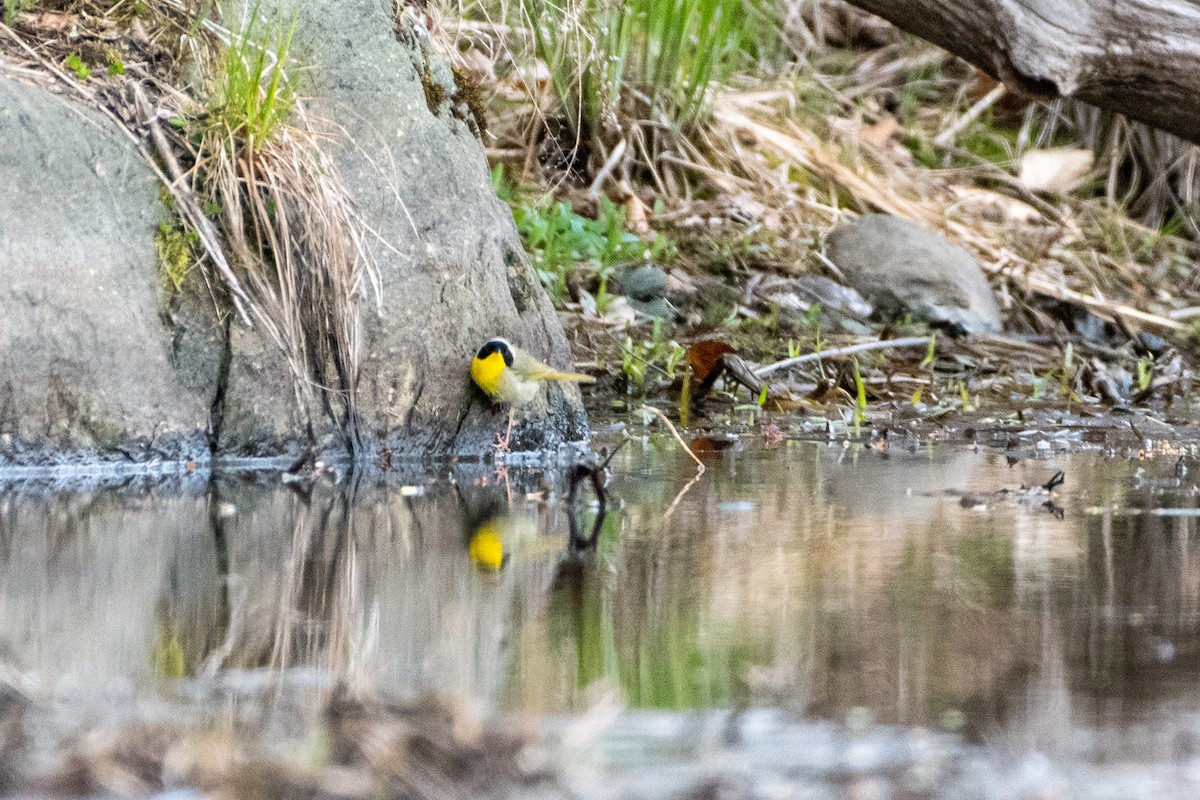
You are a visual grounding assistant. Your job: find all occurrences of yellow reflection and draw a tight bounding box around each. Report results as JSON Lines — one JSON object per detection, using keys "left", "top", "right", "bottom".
{"left": 467, "top": 515, "right": 544, "bottom": 571}
{"left": 469, "top": 520, "right": 507, "bottom": 571}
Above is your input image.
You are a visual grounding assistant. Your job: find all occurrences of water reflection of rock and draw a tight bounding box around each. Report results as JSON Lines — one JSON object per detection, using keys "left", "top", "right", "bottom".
{"left": 0, "top": 471, "right": 569, "bottom": 708}
{"left": 199, "top": 472, "right": 569, "bottom": 704}
{"left": 0, "top": 482, "right": 218, "bottom": 688}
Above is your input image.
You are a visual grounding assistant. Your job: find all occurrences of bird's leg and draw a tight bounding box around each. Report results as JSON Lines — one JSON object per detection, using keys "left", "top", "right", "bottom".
{"left": 493, "top": 408, "right": 515, "bottom": 452}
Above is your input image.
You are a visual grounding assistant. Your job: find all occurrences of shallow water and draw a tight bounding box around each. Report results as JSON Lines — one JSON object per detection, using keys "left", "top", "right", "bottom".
{"left": 3, "top": 436, "right": 1200, "bottom": 796}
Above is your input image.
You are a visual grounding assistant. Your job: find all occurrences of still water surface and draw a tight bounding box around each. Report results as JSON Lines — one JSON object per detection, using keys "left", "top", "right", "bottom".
{"left": 2, "top": 437, "right": 1200, "bottom": 794}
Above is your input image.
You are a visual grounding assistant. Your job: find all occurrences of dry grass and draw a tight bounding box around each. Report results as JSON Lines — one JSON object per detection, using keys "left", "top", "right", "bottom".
{"left": 438, "top": 0, "right": 1200, "bottom": 413}
{"left": 1032, "top": 101, "right": 1200, "bottom": 238}
{"left": 444, "top": 0, "right": 1200, "bottom": 333}
{"left": 701, "top": 85, "right": 1194, "bottom": 335}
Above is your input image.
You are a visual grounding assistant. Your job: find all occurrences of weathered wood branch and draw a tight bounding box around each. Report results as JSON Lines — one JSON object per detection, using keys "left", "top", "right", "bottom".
{"left": 844, "top": 0, "right": 1200, "bottom": 145}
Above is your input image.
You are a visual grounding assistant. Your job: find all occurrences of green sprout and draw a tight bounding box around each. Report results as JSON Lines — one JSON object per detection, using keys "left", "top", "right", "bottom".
{"left": 64, "top": 53, "right": 91, "bottom": 81}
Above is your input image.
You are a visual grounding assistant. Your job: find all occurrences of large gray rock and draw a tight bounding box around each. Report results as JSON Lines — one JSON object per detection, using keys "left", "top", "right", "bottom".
{"left": 0, "top": 76, "right": 213, "bottom": 468}
{"left": 824, "top": 214, "right": 1002, "bottom": 333}
{"left": 216, "top": 0, "right": 587, "bottom": 458}
{"left": 0, "top": 3, "right": 587, "bottom": 468}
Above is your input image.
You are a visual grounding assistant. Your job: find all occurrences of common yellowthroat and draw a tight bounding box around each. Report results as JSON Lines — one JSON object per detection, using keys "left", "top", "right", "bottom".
{"left": 471, "top": 337, "right": 595, "bottom": 449}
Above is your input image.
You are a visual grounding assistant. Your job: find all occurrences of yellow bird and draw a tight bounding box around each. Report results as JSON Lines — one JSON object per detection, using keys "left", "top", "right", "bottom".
{"left": 470, "top": 337, "right": 595, "bottom": 449}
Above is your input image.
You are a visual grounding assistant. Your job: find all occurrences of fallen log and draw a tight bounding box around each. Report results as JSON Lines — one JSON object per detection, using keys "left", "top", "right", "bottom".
{"left": 844, "top": 0, "right": 1200, "bottom": 145}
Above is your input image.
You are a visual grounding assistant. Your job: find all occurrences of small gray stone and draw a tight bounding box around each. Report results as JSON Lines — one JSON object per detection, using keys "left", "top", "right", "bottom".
{"left": 622, "top": 264, "right": 670, "bottom": 319}
{"left": 622, "top": 265, "right": 669, "bottom": 302}
{"left": 824, "top": 214, "right": 1002, "bottom": 333}
{"left": 628, "top": 297, "right": 670, "bottom": 320}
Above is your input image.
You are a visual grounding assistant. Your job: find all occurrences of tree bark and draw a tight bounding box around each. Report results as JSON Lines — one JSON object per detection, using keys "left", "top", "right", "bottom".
{"left": 844, "top": 0, "right": 1200, "bottom": 145}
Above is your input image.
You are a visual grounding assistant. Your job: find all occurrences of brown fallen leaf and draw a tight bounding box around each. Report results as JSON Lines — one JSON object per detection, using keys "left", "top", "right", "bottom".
{"left": 686, "top": 340, "right": 735, "bottom": 387}
{"left": 22, "top": 11, "right": 77, "bottom": 34}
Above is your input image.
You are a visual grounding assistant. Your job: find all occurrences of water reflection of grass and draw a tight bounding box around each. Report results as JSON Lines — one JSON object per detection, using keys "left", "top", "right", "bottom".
{"left": 952, "top": 533, "right": 1016, "bottom": 610}
{"left": 499, "top": 442, "right": 820, "bottom": 711}
{"left": 541, "top": 553, "right": 765, "bottom": 709}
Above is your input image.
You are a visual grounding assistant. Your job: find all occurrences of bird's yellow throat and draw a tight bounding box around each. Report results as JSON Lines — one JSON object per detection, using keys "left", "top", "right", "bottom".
{"left": 471, "top": 351, "right": 508, "bottom": 398}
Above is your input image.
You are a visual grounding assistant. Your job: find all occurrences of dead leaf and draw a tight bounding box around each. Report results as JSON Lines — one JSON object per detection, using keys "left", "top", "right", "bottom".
{"left": 666, "top": 270, "right": 698, "bottom": 294}
{"left": 686, "top": 340, "right": 735, "bottom": 386}
{"left": 599, "top": 297, "right": 635, "bottom": 328}
{"left": 1017, "top": 148, "right": 1094, "bottom": 194}
{"left": 24, "top": 11, "right": 76, "bottom": 33}
{"left": 623, "top": 194, "right": 650, "bottom": 235}
{"left": 578, "top": 291, "right": 635, "bottom": 327}
{"left": 948, "top": 186, "right": 1041, "bottom": 224}
{"left": 129, "top": 18, "right": 151, "bottom": 46}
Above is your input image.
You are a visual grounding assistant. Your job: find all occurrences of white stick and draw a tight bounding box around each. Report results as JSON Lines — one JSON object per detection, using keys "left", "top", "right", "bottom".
{"left": 754, "top": 336, "right": 931, "bottom": 377}
{"left": 934, "top": 83, "right": 1007, "bottom": 148}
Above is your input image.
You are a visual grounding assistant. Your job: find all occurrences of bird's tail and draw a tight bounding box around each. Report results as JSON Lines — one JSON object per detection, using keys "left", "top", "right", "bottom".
{"left": 538, "top": 368, "right": 596, "bottom": 384}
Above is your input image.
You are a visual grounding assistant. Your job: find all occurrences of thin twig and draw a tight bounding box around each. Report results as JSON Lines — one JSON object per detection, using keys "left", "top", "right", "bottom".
{"left": 588, "top": 137, "right": 626, "bottom": 198}
{"left": 754, "top": 336, "right": 931, "bottom": 378}
{"left": 638, "top": 405, "right": 704, "bottom": 474}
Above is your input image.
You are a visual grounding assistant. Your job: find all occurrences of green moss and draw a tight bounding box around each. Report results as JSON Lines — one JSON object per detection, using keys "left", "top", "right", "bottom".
{"left": 2, "top": 0, "right": 34, "bottom": 25}
{"left": 156, "top": 219, "right": 198, "bottom": 297}
{"left": 420, "top": 66, "right": 446, "bottom": 114}
{"left": 106, "top": 49, "right": 125, "bottom": 76}
{"left": 451, "top": 64, "right": 488, "bottom": 135}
